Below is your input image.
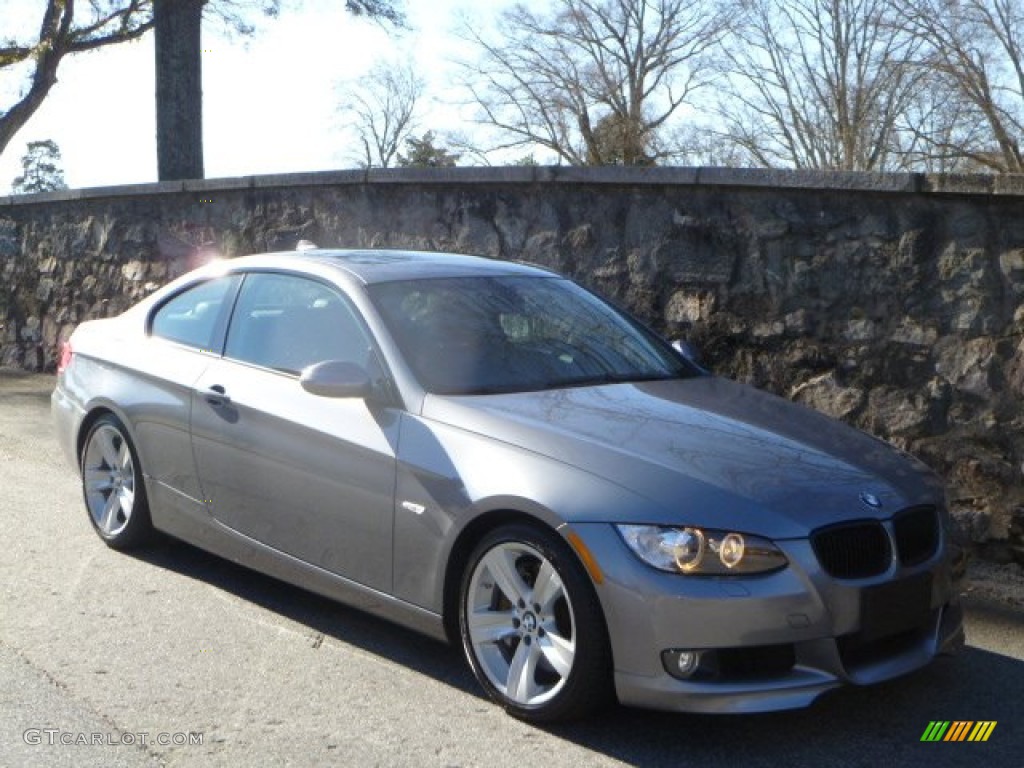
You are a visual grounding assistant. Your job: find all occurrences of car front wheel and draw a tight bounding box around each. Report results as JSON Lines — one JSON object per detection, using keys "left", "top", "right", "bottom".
{"left": 81, "top": 414, "right": 154, "bottom": 550}
{"left": 459, "top": 523, "right": 611, "bottom": 722}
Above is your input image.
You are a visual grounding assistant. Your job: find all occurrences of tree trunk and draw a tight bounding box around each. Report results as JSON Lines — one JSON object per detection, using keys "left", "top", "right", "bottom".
{"left": 155, "top": 0, "right": 204, "bottom": 181}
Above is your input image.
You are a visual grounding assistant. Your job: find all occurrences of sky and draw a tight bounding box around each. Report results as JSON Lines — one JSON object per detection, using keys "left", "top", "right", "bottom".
{"left": 0, "top": 0, "right": 519, "bottom": 193}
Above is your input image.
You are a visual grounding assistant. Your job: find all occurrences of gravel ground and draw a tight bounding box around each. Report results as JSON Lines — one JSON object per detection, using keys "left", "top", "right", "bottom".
{"left": 963, "top": 558, "right": 1024, "bottom": 612}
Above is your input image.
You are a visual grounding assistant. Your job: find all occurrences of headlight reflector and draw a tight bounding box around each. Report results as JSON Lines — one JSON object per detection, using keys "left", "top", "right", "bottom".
{"left": 671, "top": 527, "right": 705, "bottom": 572}
{"left": 719, "top": 532, "right": 745, "bottom": 569}
{"left": 616, "top": 524, "right": 787, "bottom": 575}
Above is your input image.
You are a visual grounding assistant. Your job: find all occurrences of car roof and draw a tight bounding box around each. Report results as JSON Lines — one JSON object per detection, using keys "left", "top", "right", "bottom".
{"left": 226, "top": 248, "right": 556, "bottom": 285}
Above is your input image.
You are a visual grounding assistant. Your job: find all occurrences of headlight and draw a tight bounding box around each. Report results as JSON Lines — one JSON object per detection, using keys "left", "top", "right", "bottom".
{"left": 616, "top": 524, "right": 787, "bottom": 575}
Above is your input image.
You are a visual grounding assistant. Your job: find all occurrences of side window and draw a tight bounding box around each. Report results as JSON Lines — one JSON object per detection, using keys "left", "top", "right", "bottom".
{"left": 150, "top": 275, "right": 238, "bottom": 351}
{"left": 224, "top": 273, "right": 374, "bottom": 375}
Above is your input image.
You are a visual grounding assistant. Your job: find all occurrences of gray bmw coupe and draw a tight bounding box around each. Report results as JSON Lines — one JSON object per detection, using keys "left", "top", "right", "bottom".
{"left": 53, "top": 248, "right": 964, "bottom": 721}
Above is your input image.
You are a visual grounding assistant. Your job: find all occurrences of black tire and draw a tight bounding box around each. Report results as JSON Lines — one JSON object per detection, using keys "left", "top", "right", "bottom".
{"left": 80, "top": 414, "right": 154, "bottom": 550}
{"left": 459, "top": 522, "right": 612, "bottom": 722}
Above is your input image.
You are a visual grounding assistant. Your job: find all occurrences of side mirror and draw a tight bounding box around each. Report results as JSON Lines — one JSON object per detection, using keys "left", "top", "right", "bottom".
{"left": 671, "top": 338, "right": 702, "bottom": 366}
{"left": 300, "top": 360, "right": 372, "bottom": 399}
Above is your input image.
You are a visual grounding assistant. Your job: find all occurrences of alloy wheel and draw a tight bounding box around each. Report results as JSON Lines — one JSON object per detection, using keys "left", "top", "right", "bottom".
{"left": 83, "top": 423, "right": 137, "bottom": 537}
{"left": 465, "top": 540, "right": 577, "bottom": 707}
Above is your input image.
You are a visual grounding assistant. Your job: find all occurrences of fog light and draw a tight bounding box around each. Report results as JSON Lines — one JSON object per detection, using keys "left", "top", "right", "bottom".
{"left": 662, "top": 649, "right": 704, "bottom": 680}
{"left": 676, "top": 651, "right": 699, "bottom": 675}
{"left": 719, "top": 533, "right": 745, "bottom": 568}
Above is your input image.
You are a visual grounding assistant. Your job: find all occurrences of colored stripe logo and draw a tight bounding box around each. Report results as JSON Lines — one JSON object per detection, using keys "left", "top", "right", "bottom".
{"left": 920, "top": 721, "right": 997, "bottom": 742}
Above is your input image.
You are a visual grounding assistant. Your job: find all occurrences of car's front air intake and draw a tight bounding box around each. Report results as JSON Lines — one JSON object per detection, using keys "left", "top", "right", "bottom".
{"left": 892, "top": 505, "right": 940, "bottom": 567}
{"left": 812, "top": 505, "right": 942, "bottom": 579}
{"left": 811, "top": 521, "right": 891, "bottom": 579}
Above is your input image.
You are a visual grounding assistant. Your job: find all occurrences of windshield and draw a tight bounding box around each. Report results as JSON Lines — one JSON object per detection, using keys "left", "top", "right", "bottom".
{"left": 368, "top": 275, "right": 696, "bottom": 395}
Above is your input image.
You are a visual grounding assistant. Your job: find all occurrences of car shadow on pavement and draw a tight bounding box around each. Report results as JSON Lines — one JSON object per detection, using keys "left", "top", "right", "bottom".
{"left": 129, "top": 538, "right": 1024, "bottom": 767}
{"left": 127, "top": 537, "right": 479, "bottom": 693}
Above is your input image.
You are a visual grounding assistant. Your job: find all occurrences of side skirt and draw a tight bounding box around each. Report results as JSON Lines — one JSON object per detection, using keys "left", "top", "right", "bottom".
{"left": 148, "top": 479, "right": 448, "bottom": 642}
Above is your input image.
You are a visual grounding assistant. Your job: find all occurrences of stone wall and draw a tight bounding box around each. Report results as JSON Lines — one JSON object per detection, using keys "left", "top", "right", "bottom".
{"left": 1, "top": 166, "right": 1022, "bottom": 560}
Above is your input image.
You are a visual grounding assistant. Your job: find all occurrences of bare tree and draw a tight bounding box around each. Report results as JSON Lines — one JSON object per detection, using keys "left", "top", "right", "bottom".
{"left": 1, "top": 1, "right": 404, "bottom": 180}
{"left": 667, "top": 123, "right": 748, "bottom": 166}
{"left": 339, "top": 60, "right": 423, "bottom": 168}
{"left": 895, "top": 72, "right": 991, "bottom": 172}
{"left": 715, "top": 0, "right": 924, "bottom": 171}
{"left": 458, "top": 0, "right": 728, "bottom": 166}
{"left": 0, "top": 1, "right": 153, "bottom": 160}
{"left": 896, "top": 0, "right": 1024, "bottom": 172}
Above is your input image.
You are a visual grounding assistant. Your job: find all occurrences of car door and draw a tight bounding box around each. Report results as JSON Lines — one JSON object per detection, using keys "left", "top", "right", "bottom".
{"left": 136, "top": 274, "right": 241, "bottom": 506}
{"left": 189, "top": 271, "right": 399, "bottom": 592}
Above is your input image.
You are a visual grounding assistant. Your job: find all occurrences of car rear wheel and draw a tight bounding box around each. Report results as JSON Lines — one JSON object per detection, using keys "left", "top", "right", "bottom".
{"left": 81, "top": 414, "right": 154, "bottom": 550}
{"left": 459, "top": 523, "right": 611, "bottom": 722}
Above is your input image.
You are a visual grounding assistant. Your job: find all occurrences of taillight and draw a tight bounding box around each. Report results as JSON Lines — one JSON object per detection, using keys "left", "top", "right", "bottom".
{"left": 57, "top": 340, "right": 74, "bottom": 374}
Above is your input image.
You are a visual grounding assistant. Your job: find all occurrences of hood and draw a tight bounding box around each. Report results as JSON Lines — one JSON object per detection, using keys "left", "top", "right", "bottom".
{"left": 422, "top": 376, "right": 943, "bottom": 538}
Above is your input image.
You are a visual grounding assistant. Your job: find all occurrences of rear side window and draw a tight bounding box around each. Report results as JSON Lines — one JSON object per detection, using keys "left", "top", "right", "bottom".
{"left": 150, "top": 276, "right": 239, "bottom": 351}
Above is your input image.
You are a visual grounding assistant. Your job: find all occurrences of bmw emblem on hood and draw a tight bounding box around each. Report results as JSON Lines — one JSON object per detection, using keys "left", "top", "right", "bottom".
{"left": 859, "top": 492, "right": 883, "bottom": 509}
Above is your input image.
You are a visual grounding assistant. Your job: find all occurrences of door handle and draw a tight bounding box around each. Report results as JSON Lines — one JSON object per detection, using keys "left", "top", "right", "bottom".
{"left": 204, "top": 384, "right": 231, "bottom": 406}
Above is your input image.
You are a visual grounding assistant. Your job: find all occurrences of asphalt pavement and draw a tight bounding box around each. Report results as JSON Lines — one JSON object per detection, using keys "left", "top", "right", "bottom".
{"left": 1, "top": 370, "right": 1021, "bottom": 767}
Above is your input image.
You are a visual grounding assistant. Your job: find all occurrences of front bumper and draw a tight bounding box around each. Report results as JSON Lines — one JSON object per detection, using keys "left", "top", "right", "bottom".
{"left": 569, "top": 523, "right": 965, "bottom": 714}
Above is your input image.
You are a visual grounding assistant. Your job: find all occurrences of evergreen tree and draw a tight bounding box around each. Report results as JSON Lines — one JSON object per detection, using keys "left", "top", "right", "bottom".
{"left": 12, "top": 140, "right": 68, "bottom": 194}
{"left": 397, "top": 131, "right": 460, "bottom": 168}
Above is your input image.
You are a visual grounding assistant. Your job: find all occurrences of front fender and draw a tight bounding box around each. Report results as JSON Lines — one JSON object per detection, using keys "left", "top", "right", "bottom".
{"left": 391, "top": 412, "right": 659, "bottom": 612}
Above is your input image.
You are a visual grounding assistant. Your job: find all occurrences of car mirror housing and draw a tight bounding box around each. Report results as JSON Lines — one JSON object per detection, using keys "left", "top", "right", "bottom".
{"left": 299, "top": 360, "right": 373, "bottom": 399}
